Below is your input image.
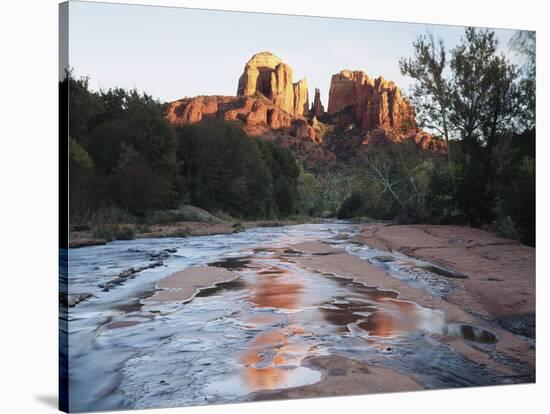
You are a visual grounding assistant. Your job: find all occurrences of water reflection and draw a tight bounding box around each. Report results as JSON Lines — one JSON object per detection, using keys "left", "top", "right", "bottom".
{"left": 247, "top": 265, "right": 303, "bottom": 310}
{"left": 235, "top": 258, "right": 496, "bottom": 393}
{"left": 68, "top": 222, "right": 508, "bottom": 410}
{"left": 241, "top": 263, "right": 312, "bottom": 391}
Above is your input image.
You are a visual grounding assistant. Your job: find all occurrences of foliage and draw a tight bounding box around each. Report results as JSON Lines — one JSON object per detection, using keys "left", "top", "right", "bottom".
{"left": 510, "top": 31, "right": 536, "bottom": 129}
{"left": 296, "top": 169, "right": 323, "bottom": 215}
{"left": 394, "top": 27, "right": 536, "bottom": 245}
{"left": 339, "top": 131, "right": 534, "bottom": 246}
{"left": 65, "top": 26, "right": 536, "bottom": 248}
{"left": 91, "top": 224, "right": 136, "bottom": 241}
{"left": 448, "top": 28, "right": 522, "bottom": 153}
{"left": 65, "top": 72, "right": 184, "bottom": 222}
{"left": 399, "top": 32, "right": 451, "bottom": 149}
{"left": 353, "top": 142, "right": 435, "bottom": 222}
{"left": 175, "top": 120, "right": 301, "bottom": 218}
{"left": 337, "top": 192, "right": 364, "bottom": 219}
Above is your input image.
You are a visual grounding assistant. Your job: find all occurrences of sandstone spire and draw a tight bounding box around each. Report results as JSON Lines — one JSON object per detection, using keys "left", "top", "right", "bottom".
{"left": 311, "top": 88, "right": 325, "bottom": 117}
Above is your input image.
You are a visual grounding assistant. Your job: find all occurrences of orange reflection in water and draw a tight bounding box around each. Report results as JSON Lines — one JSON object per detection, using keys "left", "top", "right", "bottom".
{"left": 358, "top": 299, "right": 421, "bottom": 338}
{"left": 247, "top": 266, "right": 303, "bottom": 310}
{"left": 241, "top": 329, "right": 290, "bottom": 391}
{"left": 240, "top": 264, "right": 311, "bottom": 392}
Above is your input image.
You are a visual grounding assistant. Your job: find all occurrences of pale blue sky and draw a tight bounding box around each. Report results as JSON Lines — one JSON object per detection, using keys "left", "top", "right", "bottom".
{"left": 68, "top": 1, "right": 520, "bottom": 105}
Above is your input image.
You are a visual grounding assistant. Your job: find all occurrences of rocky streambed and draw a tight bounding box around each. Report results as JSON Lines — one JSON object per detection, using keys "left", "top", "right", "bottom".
{"left": 62, "top": 221, "right": 535, "bottom": 411}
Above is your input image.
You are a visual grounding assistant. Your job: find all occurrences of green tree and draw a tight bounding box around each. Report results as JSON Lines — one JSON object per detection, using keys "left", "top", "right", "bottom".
{"left": 353, "top": 142, "right": 435, "bottom": 222}
{"left": 64, "top": 71, "right": 184, "bottom": 221}
{"left": 510, "top": 30, "right": 536, "bottom": 128}
{"left": 399, "top": 32, "right": 452, "bottom": 157}
{"left": 448, "top": 28, "right": 522, "bottom": 158}
{"left": 176, "top": 120, "right": 280, "bottom": 218}
{"left": 297, "top": 169, "right": 323, "bottom": 215}
{"left": 110, "top": 152, "right": 173, "bottom": 215}
{"left": 399, "top": 27, "right": 535, "bottom": 237}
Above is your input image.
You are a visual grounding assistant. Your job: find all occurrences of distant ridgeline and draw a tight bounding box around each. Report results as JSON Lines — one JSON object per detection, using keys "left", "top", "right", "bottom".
{"left": 165, "top": 51, "right": 446, "bottom": 160}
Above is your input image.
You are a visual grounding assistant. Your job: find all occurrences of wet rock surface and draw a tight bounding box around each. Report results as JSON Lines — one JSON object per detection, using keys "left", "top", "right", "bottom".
{"left": 65, "top": 222, "right": 535, "bottom": 411}
{"left": 354, "top": 224, "right": 535, "bottom": 320}
{"left": 497, "top": 313, "right": 536, "bottom": 339}
{"left": 59, "top": 292, "right": 93, "bottom": 307}
{"left": 96, "top": 248, "right": 177, "bottom": 293}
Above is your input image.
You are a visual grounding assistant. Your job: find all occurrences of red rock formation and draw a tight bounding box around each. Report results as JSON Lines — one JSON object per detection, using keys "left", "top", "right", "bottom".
{"left": 311, "top": 88, "right": 325, "bottom": 118}
{"left": 165, "top": 52, "right": 443, "bottom": 154}
{"left": 165, "top": 96, "right": 222, "bottom": 125}
{"left": 293, "top": 78, "right": 309, "bottom": 117}
{"left": 237, "top": 51, "right": 308, "bottom": 117}
{"left": 237, "top": 51, "right": 284, "bottom": 97}
{"left": 167, "top": 51, "right": 319, "bottom": 142}
{"left": 327, "top": 70, "right": 415, "bottom": 132}
{"left": 292, "top": 118, "right": 323, "bottom": 144}
{"left": 326, "top": 69, "right": 444, "bottom": 152}
{"left": 166, "top": 95, "right": 296, "bottom": 136}
{"left": 327, "top": 70, "right": 358, "bottom": 115}
{"left": 408, "top": 129, "right": 446, "bottom": 152}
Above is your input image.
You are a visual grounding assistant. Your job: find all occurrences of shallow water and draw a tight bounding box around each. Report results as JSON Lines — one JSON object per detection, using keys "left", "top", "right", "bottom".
{"left": 64, "top": 221, "right": 522, "bottom": 412}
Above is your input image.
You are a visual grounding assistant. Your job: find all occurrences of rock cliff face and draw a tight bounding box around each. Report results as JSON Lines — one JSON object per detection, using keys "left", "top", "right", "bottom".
{"left": 165, "top": 52, "right": 444, "bottom": 155}
{"left": 327, "top": 70, "right": 415, "bottom": 132}
{"left": 167, "top": 51, "right": 317, "bottom": 139}
{"left": 165, "top": 95, "right": 295, "bottom": 136}
{"left": 293, "top": 78, "right": 309, "bottom": 117}
{"left": 237, "top": 51, "right": 308, "bottom": 117}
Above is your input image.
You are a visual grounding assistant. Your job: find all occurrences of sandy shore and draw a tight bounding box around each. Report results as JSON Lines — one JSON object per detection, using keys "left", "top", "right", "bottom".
{"left": 135, "top": 223, "right": 535, "bottom": 400}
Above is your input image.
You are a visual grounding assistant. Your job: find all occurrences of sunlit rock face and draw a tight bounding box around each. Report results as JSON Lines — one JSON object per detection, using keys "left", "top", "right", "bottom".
{"left": 327, "top": 69, "right": 445, "bottom": 151}
{"left": 166, "top": 51, "right": 318, "bottom": 141}
{"left": 164, "top": 52, "right": 445, "bottom": 153}
{"left": 237, "top": 51, "right": 286, "bottom": 97}
{"left": 237, "top": 51, "right": 309, "bottom": 117}
{"left": 165, "top": 95, "right": 295, "bottom": 135}
{"left": 327, "top": 70, "right": 416, "bottom": 131}
{"left": 165, "top": 96, "right": 224, "bottom": 125}
{"left": 292, "top": 78, "right": 309, "bottom": 117}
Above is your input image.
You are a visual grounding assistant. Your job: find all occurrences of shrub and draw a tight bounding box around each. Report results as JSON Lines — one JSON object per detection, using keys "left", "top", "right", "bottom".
{"left": 490, "top": 216, "right": 520, "bottom": 241}
{"left": 337, "top": 192, "right": 364, "bottom": 219}
{"left": 92, "top": 224, "right": 135, "bottom": 241}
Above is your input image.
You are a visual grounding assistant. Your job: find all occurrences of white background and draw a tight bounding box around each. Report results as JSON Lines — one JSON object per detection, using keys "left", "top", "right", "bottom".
{"left": 0, "top": 0, "right": 547, "bottom": 413}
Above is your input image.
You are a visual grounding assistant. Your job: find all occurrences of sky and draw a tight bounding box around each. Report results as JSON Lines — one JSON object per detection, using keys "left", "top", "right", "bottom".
{"left": 68, "top": 1, "right": 521, "bottom": 105}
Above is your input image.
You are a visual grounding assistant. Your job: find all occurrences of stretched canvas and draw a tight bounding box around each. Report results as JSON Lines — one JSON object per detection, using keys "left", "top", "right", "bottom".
{"left": 59, "top": 1, "right": 536, "bottom": 412}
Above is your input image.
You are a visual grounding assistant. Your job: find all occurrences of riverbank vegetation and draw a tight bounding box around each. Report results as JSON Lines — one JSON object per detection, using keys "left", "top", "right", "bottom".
{"left": 65, "top": 75, "right": 318, "bottom": 233}
{"left": 338, "top": 28, "right": 535, "bottom": 245}
{"left": 64, "top": 27, "right": 535, "bottom": 246}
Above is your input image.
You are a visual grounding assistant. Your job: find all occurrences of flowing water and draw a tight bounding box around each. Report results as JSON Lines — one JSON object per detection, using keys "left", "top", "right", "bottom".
{"left": 62, "top": 221, "right": 524, "bottom": 412}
